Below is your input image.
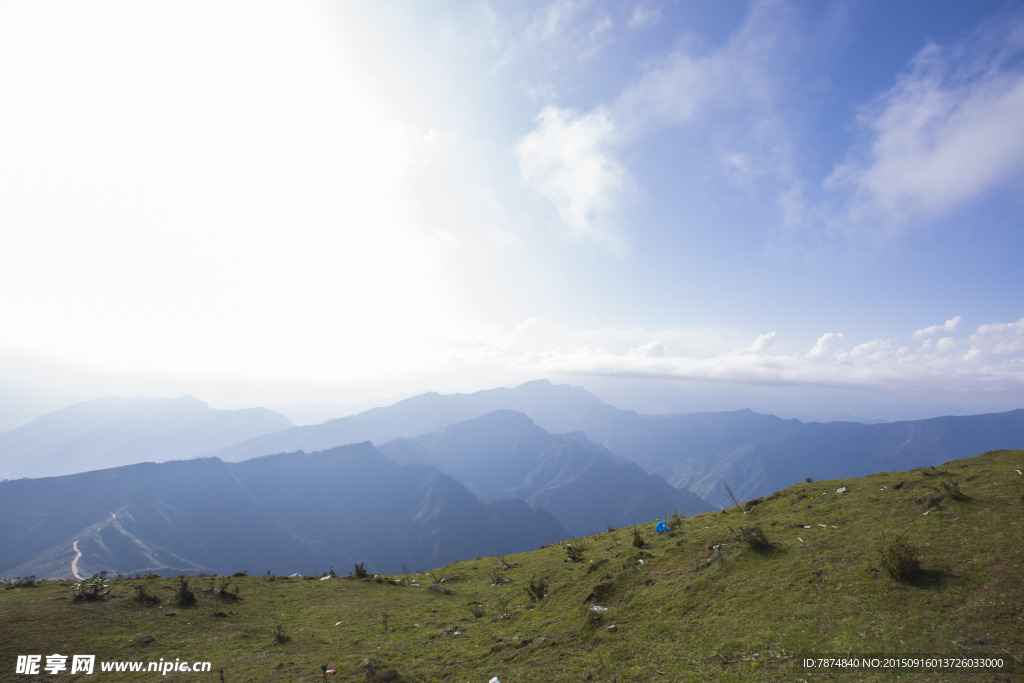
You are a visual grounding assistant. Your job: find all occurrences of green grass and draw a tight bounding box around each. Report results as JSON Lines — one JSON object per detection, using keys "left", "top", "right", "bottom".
{"left": 2, "top": 450, "right": 1023, "bottom": 681}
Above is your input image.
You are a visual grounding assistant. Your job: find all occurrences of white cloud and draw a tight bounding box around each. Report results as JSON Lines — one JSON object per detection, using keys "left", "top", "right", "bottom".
{"left": 613, "top": 0, "right": 797, "bottom": 138}
{"left": 825, "top": 17, "right": 1024, "bottom": 234}
{"left": 447, "top": 316, "right": 1024, "bottom": 398}
{"left": 492, "top": 0, "right": 615, "bottom": 74}
{"left": 629, "top": 342, "right": 668, "bottom": 358}
{"left": 525, "top": 0, "right": 589, "bottom": 46}
{"left": 750, "top": 332, "right": 777, "bottom": 353}
{"left": 516, "top": 106, "right": 628, "bottom": 248}
{"left": 913, "top": 316, "right": 963, "bottom": 340}
{"left": 808, "top": 332, "right": 843, "bottom": 358}
{"left": 627, "top": 3, "right": 660, "bottom": 30}
{"left": 516, "top": 0, "right": 801, "bottom": 248}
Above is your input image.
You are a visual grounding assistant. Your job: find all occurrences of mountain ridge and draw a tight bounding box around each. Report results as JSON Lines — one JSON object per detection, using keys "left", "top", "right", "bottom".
{"left": 0, "top": 444, "right": 568, "bottom": 579}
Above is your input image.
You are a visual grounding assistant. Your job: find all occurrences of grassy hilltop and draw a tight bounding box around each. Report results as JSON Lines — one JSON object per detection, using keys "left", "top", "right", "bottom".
{"left": 2, "top": 450, "right": 1022, "bottom": 681}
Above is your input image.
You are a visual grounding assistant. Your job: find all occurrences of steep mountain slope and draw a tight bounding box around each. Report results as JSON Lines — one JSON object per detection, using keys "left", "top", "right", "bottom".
{"left": 0, "top": 395, "right": 293, "bottom": 480}
{"left": 0, "top": 444, "right": 567, "bottom": 578}
{"left": 379, "top": 410, "right": 712, "bottom": 536}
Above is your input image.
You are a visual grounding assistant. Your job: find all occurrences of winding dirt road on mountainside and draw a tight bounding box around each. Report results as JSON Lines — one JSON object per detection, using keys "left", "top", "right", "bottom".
{"left": 70, "top": 512, "right": 116, "bottom": 579}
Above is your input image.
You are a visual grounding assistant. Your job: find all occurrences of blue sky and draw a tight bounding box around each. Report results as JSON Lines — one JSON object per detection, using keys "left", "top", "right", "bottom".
{"left": 1, "top": 0, "right": 1023, "bottom": 426}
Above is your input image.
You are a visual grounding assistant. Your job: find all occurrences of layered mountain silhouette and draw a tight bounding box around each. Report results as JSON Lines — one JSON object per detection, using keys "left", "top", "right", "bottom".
{"left": 4, "top": 380, "right": 1023, "bottom": 582}
{"left": 204, "top": 380, "right": 614, "bottom": 463}
{"left": 379, "top": 410, "right": 711, "bottom": 536}
{"left": 205, "top": 380, "right": 1024, "bottom": 506}
{"left": 0, "top": 443, "right": 567, "bottom": 579}
{"left": 0, "top": 395, "right": 292, "bottom": 480}
{"left": 566, "top": 407, "right": 1024, "bottom": 504}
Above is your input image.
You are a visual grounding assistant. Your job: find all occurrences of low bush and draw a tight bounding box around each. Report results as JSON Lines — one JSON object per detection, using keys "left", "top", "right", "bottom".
{"left": 176, "top": 576, "right": 196, "bottom": 607}
{"left": 735, "top": 526, "right": 772, "bottom": 553}
{"left": 217, "top": 577, "right": 241, "bottom": 602}
{"left": 878, "top": 532, "right": 921, "bottom": 581}
{"left": 72, "top": 572, "right": 111, "bottom": 602}
{"left": 466, "top": 600, "right": 485, "bottom": 618}
{"left": 524, "top": 576, "right": 547, "bottom": 602}
{"left": 565, "top": 539, "right": 588, "bottom": 562}
{"left": 133, "top": 582, "right": 160, "bottom": 606}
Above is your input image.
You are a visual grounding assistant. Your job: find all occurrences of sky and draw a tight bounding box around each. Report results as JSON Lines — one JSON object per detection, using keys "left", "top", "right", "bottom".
{"left": 2, "top": 0, "right": 1024, "bottom": 428}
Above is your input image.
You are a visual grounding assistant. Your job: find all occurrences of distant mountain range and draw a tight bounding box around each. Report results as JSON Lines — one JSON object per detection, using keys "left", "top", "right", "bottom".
{"left": 203, "top": 379, "right": 1024, "bottom": 505}
{"left": 0, "top": 395, "right": 292, "bottom": 480}
{"left": 0, "top": 442, "right": 567, "bottom": 578}
{"left": 203, "top": 380, "right": 611, "bottom": 463}
{"left": 378, "top": 410, "right": 711, "bottom": 536}
{"left": 3, "top": 380, "right": 1023, "bottom": 579}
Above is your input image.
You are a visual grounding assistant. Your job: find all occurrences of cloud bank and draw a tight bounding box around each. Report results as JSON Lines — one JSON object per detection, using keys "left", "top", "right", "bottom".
{"left": 450, "top": 316, "right": 1024, "bottom": 399}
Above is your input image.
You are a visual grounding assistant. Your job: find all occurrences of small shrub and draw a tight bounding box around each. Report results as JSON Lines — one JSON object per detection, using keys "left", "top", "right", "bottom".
{"left": 524, "top": 576, "right": 547, "bottom": 602}
{"left": 496, "top": 597, "right": 515, "bottom": 620}
{"left": 176, "top": 576, "right": 197, "bottom": 607}
{"left": 735, "top": 526, "right": 772, "bottom": 553}
{"left": 495, "top": 556, "right": 516, "bottom": 571}
{"left": 274, "top": 624, "right": 291, "bottom": 643}
{"left": 9, "top": 575, "right": 38, "bottom": 589}
{"left": 353, "top": 562, "right": 369, "bottom": 579}
{"left": 670, "top": 509, "right": 683, "bottom": 531}
{"left": 878, "top": 532, "right": 921, "bottom": 581}
{"left": 940, "top": 477, "right": 969, "bottom": 501}
{"left": 632, "top": 529, "right": 646, "bottom": 548}
{"left": 133, "top": 582, "right": 160, "bottom": 606}
{"left": 217, "top": 577, "right": 241, "bottom": 602}
{"left": 565, "top": 539, "right": 588, "bottom": 562}
{"left": 72, "top": 572, "right": 111, "bottom": 602}
{"left": 466, "top": 600, "right": 485, "bottom": 618}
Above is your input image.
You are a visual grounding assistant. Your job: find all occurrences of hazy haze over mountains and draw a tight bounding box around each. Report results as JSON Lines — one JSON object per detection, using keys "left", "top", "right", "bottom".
{"left": 0, "top": 396, "right": 292, "bottom": 481}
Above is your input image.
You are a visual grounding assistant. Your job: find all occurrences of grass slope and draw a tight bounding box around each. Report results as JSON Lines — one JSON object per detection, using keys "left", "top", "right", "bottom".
{"left": 2, "top": 450, "right": 1022, "bottom": 681}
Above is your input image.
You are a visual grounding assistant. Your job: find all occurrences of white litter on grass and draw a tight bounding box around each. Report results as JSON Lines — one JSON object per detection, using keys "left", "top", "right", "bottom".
{"left": 490, "top": 677, "right": 501, "bottom": 683}
{"left": 803, "top": 525, "right": 812, "bottom": 529}
{"left": 818, "top": 524, "right": 827, "bottom": 527}
{"left": 335, "top": 621, "right": 342, "bottom": 626}
{"left": 831, "top": 525, "right": 838, "bottom": 529}
{"left": 836, "top": 487, "right": 847, "bottom": 494}
{"left": 589, "top": 605, "right": 608, "bottom": 613}
{"left": 1017, "top": 470, "right": 1023, "bottom": 476}
{"left": 320, "top": 575, "right": 331, "bottom": 581}
{"left": 880, "top": 486, "right": 887, "bottom": 490}
{"left": 797, "top": 537, "right": 804, "bottom": 543}
{"left": 923, "top": 509, "right": 932, "bottom": 516}
{"left": 638, "top": 559, "right": 644, "bottom": 565}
